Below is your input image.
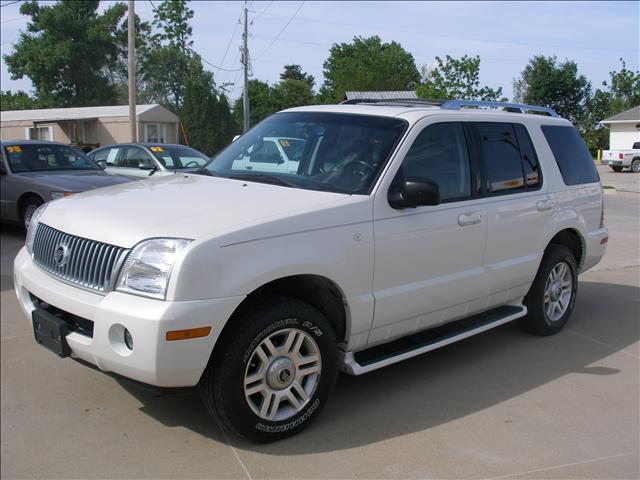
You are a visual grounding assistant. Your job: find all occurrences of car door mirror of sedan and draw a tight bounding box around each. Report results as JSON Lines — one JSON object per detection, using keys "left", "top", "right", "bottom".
{"left": 388, "top": 176, "right": 441, "bottom": 209}
{"left": 138, "top": 162, "right": 156, "bottom": 170}
{"left": 97, "top": 160, "right": 107, "bottom": 169}
{"left": 0, "top": 162, "right": 7, "bottom": 175}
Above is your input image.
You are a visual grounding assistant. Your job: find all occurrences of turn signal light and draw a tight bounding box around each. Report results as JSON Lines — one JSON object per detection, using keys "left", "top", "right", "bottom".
{"left": 165, "top": 326, "right": 212, "bottom": 341}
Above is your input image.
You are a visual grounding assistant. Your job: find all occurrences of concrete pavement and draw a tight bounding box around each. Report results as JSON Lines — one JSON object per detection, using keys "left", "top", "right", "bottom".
{"left": 1, "top": 167, "right": 638, "bottom": 479}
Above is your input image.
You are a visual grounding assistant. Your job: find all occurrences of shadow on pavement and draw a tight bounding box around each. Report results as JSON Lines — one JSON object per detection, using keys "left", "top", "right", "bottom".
{"left": 118, "top": 278, "right": 639, "bottom": 454}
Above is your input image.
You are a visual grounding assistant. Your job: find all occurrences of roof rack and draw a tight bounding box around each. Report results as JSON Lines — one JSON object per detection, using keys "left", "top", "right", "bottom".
{"left": 441, "top": 100, "right": 559, "bottom": 117}
{"left": 340, "top": 98, "right": 442, "bottom": 106}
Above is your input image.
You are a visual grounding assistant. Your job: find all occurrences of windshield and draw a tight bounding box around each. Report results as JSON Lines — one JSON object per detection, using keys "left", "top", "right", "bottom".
{"left": 149, "top": 145, "right": 210, "bottom": 169}
{"left": 4, "top": 144, "right": 100, "bottom": 173}
{"left": 205, "top": 112, "right": 407, "bottom": 194}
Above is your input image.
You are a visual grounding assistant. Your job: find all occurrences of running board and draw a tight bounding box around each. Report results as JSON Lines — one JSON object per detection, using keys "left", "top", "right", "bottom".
{"left": 342, "top": 305, "right": 527, "bottom": 375}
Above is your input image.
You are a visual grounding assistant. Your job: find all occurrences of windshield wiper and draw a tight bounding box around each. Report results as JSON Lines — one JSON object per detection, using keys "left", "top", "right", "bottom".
{"left": 229, "top": 173, "right": 295, "bottom": 188}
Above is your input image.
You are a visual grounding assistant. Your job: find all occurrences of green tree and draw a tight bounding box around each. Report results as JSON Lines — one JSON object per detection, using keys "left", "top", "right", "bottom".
{"left": 3, "top": 0, "right": 128, "bottom": 107}
{"left": 416, "top": 54, "right": 504, "bottom": 101}
{"left": 513, "top": 55, "right": 591, "bottom": 126}
{"left": 233, "top": 80, "right": 276, "bottom": 128}
{"left": 141, "top": 0, "right": 195, "bottom": 113}
{"left": 0, "top": 91, "right": 38, "bottom": 111}
{"left": 280, "top": 64, "right": 315, "bottom": 89}
{"left": 181, "top": 67, "right": 236, "bottom": 155}
{"left": 319, "top": 36, "right": 420, "bottom": 103}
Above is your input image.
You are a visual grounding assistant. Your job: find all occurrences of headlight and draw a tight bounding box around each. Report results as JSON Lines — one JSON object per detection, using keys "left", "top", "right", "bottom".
{"left": 25, "top": 203, "right": 47, "bottom": 253}
{"left": 50, "top": 191, "right": 73, "bottom": 200}
{"left": 116, "top": 238, "right": 191, "bottom": 300}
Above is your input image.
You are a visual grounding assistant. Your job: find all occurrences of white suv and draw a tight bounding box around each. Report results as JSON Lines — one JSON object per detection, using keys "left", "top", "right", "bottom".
{"left": 14, "top": 100, "right": 608, "bottom": 442}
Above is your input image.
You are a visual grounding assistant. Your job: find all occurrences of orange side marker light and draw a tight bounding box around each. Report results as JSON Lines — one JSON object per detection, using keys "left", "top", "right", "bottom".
{"left": 166, "top": 326, "right": 212, "bottom": 341}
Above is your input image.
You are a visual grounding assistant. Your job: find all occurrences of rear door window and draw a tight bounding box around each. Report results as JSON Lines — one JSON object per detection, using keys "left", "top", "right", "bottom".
{"left": 541, "top": 125, "right": 599, "bottom": 185}
{"left": 476, "top": 123, "right": 525, "bottom": 193}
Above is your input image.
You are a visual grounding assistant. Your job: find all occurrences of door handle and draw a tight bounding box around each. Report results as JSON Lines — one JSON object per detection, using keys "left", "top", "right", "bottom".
{"left": 458, "top": 212, "right": 482, "bottom": 226}
{"left": 537, "top": 199, "right": 554, "bottom": 212}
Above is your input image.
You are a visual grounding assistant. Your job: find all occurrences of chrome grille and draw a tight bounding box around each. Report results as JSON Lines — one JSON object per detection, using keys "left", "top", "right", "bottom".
{"left": 32, "top": 224, "right": 128, "bottom": 293}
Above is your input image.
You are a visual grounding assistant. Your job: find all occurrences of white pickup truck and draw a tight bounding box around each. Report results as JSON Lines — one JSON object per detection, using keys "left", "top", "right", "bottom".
{"left": 602, "top": 141, "right": 640, "bottom": 172}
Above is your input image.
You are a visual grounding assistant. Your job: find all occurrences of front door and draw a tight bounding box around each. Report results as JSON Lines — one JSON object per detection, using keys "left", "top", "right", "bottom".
{"left": 370, "top": 120, "right": 488, "bottom": 345}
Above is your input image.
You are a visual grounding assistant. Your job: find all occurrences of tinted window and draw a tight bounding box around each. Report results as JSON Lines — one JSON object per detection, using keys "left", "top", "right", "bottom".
{"left": 541, "top": 125, "right": 599, "bottom": 185}
{"left": 477, "top": 123, "right": 524, "bottom": 193}
{"left": 402, "top": 123, "right": 471, "bottom": 201}
{"left": 514, "top": 124, "right": 542, "bottom": 189}
{"left": 120, "top": 147, "right": 154, "bottom": 168}
{"left": 151, "top": 145, "right": 210, "bottom": 169}
{"left": 632, "top": 141, "right": 640, "bottom": 150}
{"left": 3, "top": 144, "right": 99, "bottom": 172}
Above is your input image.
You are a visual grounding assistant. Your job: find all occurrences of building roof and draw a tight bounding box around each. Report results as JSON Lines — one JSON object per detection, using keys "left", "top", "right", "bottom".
{"left": 0, "top": 104, "right": 173, "bottom": 123}
{"left": 601, "top": 106, "right": 640, "bottom": 124}
{"left": 344, "top": 91, "right": 418, "bottom": 101}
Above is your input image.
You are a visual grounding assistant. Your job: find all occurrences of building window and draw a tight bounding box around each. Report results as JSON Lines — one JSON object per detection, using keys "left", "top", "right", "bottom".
{"left": 25, "top": 126, "right": 53, "bottom": 141}
{"left": 144, "top": 123, "right": 165, "bottom": 143}
{"left": 66, "top": 122, "right": 85, "bottom": 144}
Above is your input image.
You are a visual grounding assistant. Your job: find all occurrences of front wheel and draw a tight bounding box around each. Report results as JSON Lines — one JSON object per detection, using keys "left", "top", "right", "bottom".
{"left": 611, "top": 165, "right": 623, "bottom": 172}
{"left": 199, "top": 295, "right": 338, "bottom": 442}
{"left": 519, "top": 245, "right": 578, "bottom": 336}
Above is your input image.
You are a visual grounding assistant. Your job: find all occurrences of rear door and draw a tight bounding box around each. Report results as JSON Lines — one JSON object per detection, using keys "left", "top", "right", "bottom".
{"left": 472, "top": 122, "right": 550, "bottom": 308}
{"left": 371, "top": 120, "right": 488, "bottom": 345}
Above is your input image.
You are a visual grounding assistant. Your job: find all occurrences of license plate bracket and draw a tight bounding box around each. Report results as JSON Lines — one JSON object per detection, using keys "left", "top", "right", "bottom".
{"left": 32, "top": 308, "right": 71, "bottom": 358}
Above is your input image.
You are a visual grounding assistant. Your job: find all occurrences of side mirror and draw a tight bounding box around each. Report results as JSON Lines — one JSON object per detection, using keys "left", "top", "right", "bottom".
{"left": 138, "top": 162, "right": 155, "bottom": 170}
{"left": 0, "top": 162, "right": 7, "bottom": 175}
{"left": 388, "top": 176, "right": 440, "bottom": 209}
{"left": 97, "top": 160, "right": 107, "bottom": 169}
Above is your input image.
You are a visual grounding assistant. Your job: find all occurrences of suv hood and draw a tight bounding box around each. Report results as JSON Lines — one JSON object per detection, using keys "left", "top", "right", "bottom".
{"left": 16, "top": 170, "right": 131, "bottom": 191}
{"left": 40, "top": 173, "right": 351, "bottom": 247}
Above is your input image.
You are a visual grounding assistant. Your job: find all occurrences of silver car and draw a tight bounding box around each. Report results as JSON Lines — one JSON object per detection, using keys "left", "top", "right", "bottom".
{"left": 1, "top": 140, "right": 132, "bottom": 229}
{"left": 87, "top": 143, "right": 210, "bottom": 178}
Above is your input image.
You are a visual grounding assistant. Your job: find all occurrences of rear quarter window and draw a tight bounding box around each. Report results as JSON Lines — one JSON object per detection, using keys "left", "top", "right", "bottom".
{"left": 541, "top": 125, "right": 599, "bottom": 185}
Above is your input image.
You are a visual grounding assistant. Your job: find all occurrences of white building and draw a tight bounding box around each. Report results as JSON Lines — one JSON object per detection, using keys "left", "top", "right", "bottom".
{"left": 601, "top": 106, "right": 640, "bottom": 150}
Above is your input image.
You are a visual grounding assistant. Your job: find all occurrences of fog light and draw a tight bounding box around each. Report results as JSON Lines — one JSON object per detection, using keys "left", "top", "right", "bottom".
{"left": 124, "top": 328, "right": 134, "bottom": 350}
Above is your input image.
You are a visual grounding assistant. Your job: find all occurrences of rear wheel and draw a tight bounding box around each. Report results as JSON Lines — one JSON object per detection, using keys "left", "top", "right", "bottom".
{"left": 20, "top": 197, "right": 43, "bottom": 230}
{"left": 199, "top": 295, "right": 338, "bottom": 442}
{"left": 631, "top": 158, "right": 640, "bottom": 173}
{"left": 611, "top": 165, "right": 623, "bottom": 172}
{"left": 519, "top": 244, "right": 578, "bottom": 336}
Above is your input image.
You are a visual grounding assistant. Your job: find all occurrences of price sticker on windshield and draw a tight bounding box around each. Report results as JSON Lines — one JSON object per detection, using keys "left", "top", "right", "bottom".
{"left": 150, "top": 146, "right": 164, "bottom": 152}
{"left": 279, "top": 139, "right": 290, "bottom": 147}
{"left": 6, "top": 146, "right": 22, "bottom": 153}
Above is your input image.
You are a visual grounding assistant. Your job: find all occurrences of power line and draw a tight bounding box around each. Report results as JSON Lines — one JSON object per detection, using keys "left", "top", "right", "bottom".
{"left": 147, "top": 0, "right": 243, "bottom": 72}
{"left": 254, "top": 1, "right": 273, "bottom": 21}
{"left": 0, "top": 0, "right": 22, "bottom": 8}
{"left": 253, "top": 1, "right": 304, "bottom": 61}
{"left": 218, "top": 3, "right": 244, "bottom": 67}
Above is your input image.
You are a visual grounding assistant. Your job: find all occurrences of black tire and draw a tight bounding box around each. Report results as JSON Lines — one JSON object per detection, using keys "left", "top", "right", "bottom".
{"left": 631, "top": 158, "right": 640, "bottom": 173}
{"left": 611, "top": 165, "right": 623, "bottom": 172}
{"left": 199, "top": 295, "right": 338, "bottom": 443}
{"left": 519, "top": 244, "right": 578, "bottom": 336}
{"left": 20, "top": 196, "right": 43, "bottom": 230}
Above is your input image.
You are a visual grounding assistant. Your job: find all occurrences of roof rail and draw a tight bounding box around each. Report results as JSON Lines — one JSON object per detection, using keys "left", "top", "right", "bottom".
{"left": 340, "top": 98, "right": 443, "bottom": 106}
{"left": 441, "top": 100, "right": 559, "bottom": 117}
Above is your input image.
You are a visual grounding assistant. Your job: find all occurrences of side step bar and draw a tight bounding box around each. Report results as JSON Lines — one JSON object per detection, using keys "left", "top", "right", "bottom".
{"left": 342, "top": 305, "right": 527, "bottom": 375}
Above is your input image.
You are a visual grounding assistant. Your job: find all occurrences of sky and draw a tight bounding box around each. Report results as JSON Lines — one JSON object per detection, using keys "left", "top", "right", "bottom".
{"left": 0, "top": 0, "right": 638, "bottom": 103}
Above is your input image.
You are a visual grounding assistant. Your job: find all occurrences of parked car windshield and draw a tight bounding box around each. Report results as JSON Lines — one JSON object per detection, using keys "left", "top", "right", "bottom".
{"left": 149, "top": 145, "right": 210, "bottom": 169}
{"left": 3, "top": 143, "right": 100, "bottom": 173}
{"left": 204, "top": 112, "right": 408, "bottom": 194}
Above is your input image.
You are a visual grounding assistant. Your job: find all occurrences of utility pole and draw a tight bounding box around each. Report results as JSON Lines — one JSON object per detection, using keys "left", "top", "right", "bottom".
{"left": 242, "top": 5, "right": 250, "bottom": 132}
{"left": 127, "top": 0, "right": 137, "bottom": 142}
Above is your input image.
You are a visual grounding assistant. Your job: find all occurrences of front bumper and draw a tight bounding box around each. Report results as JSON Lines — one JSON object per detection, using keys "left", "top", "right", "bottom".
{"left": 14, "top": 247, "right": 244, "bottom": 387}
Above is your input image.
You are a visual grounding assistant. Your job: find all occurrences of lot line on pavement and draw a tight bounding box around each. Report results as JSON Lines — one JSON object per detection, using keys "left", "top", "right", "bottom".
{"left": 487, "top": 451, "right": 637, "bottom": 480}
{"left": 222, "top": 428, "right": 254, "bottom": 480}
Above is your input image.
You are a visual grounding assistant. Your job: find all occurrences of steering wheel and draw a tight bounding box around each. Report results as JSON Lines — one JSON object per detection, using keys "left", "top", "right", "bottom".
{"left": 341, "top": 160, "right": 375, "bottom": 178}
{"left": 183, "top": 160, "right": 200, "bottom": 168}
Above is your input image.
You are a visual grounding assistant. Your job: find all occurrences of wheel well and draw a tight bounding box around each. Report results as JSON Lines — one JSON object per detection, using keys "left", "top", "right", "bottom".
{"left": 547, "top": 229, "right": 583, "bottom": 268}
{"left": 17, "top": 193, "right": 44, "bottom": 220}
{"left": 227, "top": 275, "right": 348, "bottom": 345}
